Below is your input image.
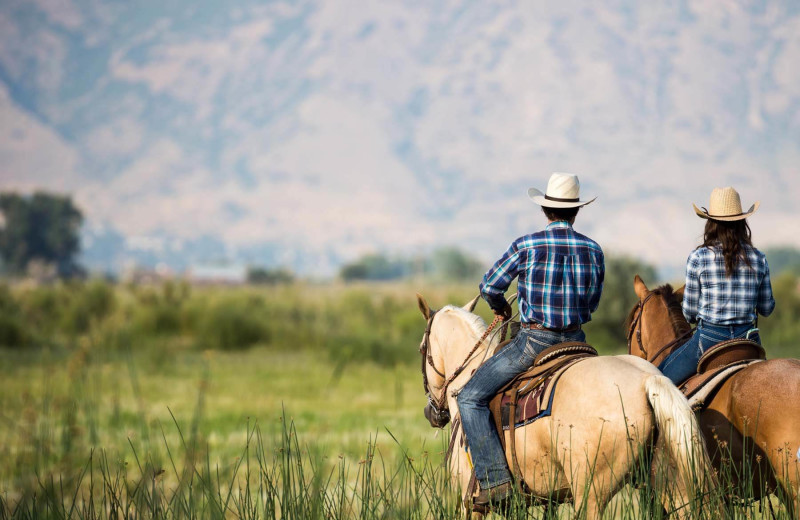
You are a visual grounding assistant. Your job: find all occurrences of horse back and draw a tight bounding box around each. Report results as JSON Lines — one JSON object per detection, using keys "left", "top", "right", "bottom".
{"left": 701, "top": 358, "right": 800, "bottom": 498}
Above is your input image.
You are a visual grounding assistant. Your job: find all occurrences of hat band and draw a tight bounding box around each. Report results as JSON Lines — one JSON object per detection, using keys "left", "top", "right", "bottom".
{"left": 703, "top": 207, "right": 746, "bottom": 218}
{"left": 708, "top": 212, "right": 745, "bottom": 218}
{"left": 545, "top": 194, "right": 580, "bottom": 203}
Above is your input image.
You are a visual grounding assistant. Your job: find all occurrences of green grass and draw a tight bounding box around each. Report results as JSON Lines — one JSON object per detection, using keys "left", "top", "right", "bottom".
{"left": 1, "top": 279, "right": 798, "bottom": 518}
{"left": 1, "top": 344, "right": 795, "bottom": 519}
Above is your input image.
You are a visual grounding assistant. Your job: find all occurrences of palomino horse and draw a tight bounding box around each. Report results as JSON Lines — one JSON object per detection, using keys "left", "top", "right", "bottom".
{"left": 417, "top": 294, "right": 717, "bottom": 519}
{"left": 626, "top": 276, "right": 800, "bottom": 514}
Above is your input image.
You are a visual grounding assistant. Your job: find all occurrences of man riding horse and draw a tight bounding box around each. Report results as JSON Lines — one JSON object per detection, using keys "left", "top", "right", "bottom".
{"left": 456, "top": 172, "right": 605, "bottom": 508}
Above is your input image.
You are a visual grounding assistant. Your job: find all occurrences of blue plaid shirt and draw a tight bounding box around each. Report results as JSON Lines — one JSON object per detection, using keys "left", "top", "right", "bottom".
{"left": 682, "top": 244, "right": 775, "bottom": 325}
{"left": 479, "top": 221, "right": 605, "bottom": 329}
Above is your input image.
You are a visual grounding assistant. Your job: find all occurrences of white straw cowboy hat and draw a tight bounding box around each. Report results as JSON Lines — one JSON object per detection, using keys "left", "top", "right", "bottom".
{"left": 527, "top": 172, "right": 596, "bottom": 208}
{"left": 693, "top": 187, "right": 760, "bottom": 221}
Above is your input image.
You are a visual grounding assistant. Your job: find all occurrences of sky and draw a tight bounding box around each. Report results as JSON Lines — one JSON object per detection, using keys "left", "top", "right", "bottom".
{"left": 1, "top": 0, "right": 799, "bottom": 277}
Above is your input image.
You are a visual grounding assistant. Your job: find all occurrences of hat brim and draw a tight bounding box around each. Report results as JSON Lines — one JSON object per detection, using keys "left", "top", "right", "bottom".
{"left": 528, "top": 188, "right": 596, "bottom": 208}
{"left": 693, "top": 201, "right": 760, "bottom": 221}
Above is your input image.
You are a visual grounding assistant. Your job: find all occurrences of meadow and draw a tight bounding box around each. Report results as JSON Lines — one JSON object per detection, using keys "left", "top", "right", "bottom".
{"left": 0, "top": 275, "right": 798, "bottom": 518}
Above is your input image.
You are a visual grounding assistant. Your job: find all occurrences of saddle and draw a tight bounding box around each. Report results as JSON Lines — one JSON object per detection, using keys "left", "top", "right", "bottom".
{"left": 486, "top": 341, "right": 597, "bottom": 488}
{"left": 679, "top": 339, "right": 766, "bottom": 409}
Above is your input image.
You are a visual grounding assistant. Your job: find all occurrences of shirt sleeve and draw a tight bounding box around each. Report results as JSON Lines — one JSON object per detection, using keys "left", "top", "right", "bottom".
{"left": 588, "top": 249, "right": 604, "bottom": 313}
{"left": 757, "top": 257, "right": 776, "bottom": 317}
{"left": 479, "top": 240, "right": 521, "bottom": 312}
{"left": 682, "top": 251, "right": 701, "bottom": 324}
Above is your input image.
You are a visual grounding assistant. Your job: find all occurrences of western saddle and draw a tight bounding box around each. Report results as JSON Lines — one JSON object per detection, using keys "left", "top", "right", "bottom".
{"left": 680, "top": 338, "right": 766, "bottom": 408}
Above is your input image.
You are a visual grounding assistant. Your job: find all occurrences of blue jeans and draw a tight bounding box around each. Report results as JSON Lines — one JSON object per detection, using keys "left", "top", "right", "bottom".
{"left": 456, "top": 327, "right": 586, "bottom": 489}
{"left": 658, "top": 322, "right": 760, "bottom": 385}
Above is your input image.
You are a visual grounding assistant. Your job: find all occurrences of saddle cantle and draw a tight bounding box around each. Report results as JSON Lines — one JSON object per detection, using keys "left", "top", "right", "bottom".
{"left": 679, "top": 339, "right": 766, "bottom": 410}
{"left": 534, "top": 342, "right": 599, "bottom": 366}
{"left": 696, "top": 339, "right": 765, "bottom": 373}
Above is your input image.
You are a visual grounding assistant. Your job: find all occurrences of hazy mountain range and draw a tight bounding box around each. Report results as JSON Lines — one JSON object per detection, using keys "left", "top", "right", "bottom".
{"left": 2, "top": 0, "right": 799, "bottom": 277}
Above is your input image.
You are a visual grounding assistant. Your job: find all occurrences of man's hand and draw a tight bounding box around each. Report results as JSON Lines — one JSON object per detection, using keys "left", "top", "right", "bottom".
{"left": 494, "top": 301, "right": 512, "bottom": 321}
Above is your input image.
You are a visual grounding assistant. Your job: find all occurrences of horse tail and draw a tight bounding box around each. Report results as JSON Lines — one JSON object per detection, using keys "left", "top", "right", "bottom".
{"left": 644, "top": 375, "right": 717, "bottom": 510}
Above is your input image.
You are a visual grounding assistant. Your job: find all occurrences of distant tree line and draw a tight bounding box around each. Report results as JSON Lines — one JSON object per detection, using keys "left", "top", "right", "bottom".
{"left": 246, "top": 266, "right": 294, "bottom": 285}
{"left": 339, "top": 247, "right": 484, "bottom": 282}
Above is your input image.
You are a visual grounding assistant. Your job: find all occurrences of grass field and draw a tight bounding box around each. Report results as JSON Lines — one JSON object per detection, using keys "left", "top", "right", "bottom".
{"left": 0, "top": 280, "right": 798, "bottom": 518}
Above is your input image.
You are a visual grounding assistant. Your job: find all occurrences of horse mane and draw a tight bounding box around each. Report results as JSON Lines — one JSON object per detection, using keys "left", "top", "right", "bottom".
{"left": 624, "top": 284, "right": 692, "bottom": 336}
{"left": 440, "top": 305, "right": 492, "bottom": 342}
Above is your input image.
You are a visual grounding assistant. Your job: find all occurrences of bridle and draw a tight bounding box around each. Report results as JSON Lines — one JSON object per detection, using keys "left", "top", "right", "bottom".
{"left": 627, "top": 293, "right": 693, "bottom": 364}
{"left": 419, "top": 309, "right": 507, "bottom": 426}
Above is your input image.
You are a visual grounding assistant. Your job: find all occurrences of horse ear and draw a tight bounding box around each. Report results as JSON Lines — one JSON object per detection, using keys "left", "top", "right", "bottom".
{"left": 674, "top": 285, "right": 685, "bottom": 301}
{"left": 634, "top": 275, "right": 650, "bottom": 301}
{"left": 463, "top": 294, "right": 480, "bottom": 313}
{"left": 416, "top": 293, "right": 431, "bottom": 320}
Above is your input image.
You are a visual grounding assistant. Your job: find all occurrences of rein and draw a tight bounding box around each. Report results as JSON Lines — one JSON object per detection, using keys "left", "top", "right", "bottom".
{"left": 419, "top": 310, "right": 507, "bottom": 417}
{"left": 627, "top": 293, "right": 694, "bottom": 364}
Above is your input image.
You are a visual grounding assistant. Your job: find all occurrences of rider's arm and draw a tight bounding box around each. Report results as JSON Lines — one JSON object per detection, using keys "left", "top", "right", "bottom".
{"left": 479, "top": 240, "right": 521, "bottom": 313}
{"left": 682, "top": 251, "right": 701, "bottom": 324}
{"left": 756, "top": 256, "right": 776, "bottom": 317}
{"left": 588, "top": 249, "right": 605, "bottom": 313}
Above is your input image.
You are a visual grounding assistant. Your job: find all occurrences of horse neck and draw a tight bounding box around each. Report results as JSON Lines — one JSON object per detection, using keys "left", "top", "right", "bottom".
{"left": 433, "top": 308, "right": 497, "bottom": 380}
{"left": 642, "top": 297, "right": 689, "bottom": 366}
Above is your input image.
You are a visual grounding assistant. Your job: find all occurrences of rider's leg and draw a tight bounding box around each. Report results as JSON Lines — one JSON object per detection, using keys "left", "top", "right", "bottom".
{"left": 457, "top": 328, "right": 584, "bottom": 494}
{"left": 658, "top": 331, "right": 702, "bottom": 385}
{"left": 457, "top": 332, "right": 530, "bottom": 492}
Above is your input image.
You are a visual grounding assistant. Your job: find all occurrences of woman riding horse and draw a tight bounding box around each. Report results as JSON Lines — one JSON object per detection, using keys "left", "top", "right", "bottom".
{"left": 658, "top": 187, "right": 775, "bottom": 385}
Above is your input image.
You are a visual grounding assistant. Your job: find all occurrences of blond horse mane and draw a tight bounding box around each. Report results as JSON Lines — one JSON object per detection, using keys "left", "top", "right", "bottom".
{"left": 438, "top": 305, "right": 508, "bottom": 352}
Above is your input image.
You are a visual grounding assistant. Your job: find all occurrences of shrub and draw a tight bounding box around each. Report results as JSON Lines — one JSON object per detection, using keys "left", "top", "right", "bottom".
{"left": 0, "top": 284, "right": 28, "bottom": 347}
{"left": 197, "top": 298, "right": 269, "bottom": 350}
{"left": 58, "top": 279, "right": 116, "bottom": 335}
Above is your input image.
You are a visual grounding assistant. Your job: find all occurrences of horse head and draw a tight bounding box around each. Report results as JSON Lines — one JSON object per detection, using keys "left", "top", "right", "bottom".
{"left": 625, "top": 275, "right": 689, "bottom": 366}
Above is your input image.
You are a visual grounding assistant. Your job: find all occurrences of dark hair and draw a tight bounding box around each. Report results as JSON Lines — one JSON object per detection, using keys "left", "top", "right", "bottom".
{"left": 542, "top": 206, "right": 579, "bottom": 223}
{"left": 700, "top": 219, "right": 753, "bottom": 276}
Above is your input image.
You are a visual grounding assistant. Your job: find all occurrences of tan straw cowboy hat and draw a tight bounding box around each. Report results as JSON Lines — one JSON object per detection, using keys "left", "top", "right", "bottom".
{"left": 693, "top": 186, "right": 760, "bottom": 221}
{"left": 528, "top": 172, "right": 596, "bottom": 208}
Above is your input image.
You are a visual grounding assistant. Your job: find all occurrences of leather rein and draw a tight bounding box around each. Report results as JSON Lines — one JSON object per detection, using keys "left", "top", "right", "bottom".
{"left": 419, "top": 310, "right": 507, "bottom": 418}
{"left": 626, "top": 293, "right": 693, "bottom": 364}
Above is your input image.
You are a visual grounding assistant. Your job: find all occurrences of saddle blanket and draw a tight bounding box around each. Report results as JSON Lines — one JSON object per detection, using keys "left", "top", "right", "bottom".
{"left": 498, "top": 364, "right": 569, "bottom": 430}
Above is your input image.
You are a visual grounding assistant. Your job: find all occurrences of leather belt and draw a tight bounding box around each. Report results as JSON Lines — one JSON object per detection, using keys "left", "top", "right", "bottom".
{"left": 521, "top": 322, "right": 581, "bottom": 333}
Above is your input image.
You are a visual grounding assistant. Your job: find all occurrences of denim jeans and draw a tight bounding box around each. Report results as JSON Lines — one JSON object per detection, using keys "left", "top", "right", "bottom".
{"left": 658, "top": 322, "right": 760, "bottom": 385}
{"left": 456, "top": 327, "right": 586, "bottom": 489}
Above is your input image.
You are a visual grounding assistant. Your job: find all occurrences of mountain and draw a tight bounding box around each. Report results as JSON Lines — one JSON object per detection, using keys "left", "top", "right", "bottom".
{"left": 1, "top": 0, "right": 800, "bottom": 276}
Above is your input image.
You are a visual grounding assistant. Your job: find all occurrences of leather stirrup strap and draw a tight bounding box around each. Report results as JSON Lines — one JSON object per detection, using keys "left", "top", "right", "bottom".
{"left": 489, "top": 396, "right": 505, "bottom": 452}
{"left": 506, "top": 387, "right": 525, "bottom": 485}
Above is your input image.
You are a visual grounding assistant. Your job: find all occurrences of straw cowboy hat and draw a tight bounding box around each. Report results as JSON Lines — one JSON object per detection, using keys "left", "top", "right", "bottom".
{"left": 693, "top": 187, "right": 760, "bottom": 221}
{"left": 528, "top": 172, "right": 596, "bottom": 208}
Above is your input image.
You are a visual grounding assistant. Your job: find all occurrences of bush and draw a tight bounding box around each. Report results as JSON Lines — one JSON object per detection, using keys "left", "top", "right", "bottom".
{"left": 197, "top": 298, "right": 269, "bottom": 350}
{"left": 0, "top": 284, "right": 29, "bottom": 347}
{"left": 58, "top": 279, "right": 116, "bottom": 335}
{"left": 131, "top": 281, "right": 189, "bottom": 336}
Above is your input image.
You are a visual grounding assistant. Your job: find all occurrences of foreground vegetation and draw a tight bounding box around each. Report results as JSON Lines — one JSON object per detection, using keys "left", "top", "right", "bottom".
{"left": 1, "top": 348, "right": 793, "bottom": 519}
{"left": 1, "top": 276, "right": 799, "bottom": 518}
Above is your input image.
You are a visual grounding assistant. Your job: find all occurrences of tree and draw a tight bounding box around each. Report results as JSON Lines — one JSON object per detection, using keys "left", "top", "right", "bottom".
{"left": 0, "top": 192, "right": 83, "bottom": 277}
{"left": 584, "top": 255, "right": 658, "bottom": 351}
{"left": 247, "top": 266, "right": 294, "bottom": 285}
{"left": 428, "top": 247, "right": 484, "bottom": 282}
{"left": 764, "top": 246, "right": 800, "bottom": 277}
{"left": 339, "top": 254, "right": 409, "bottom": 281}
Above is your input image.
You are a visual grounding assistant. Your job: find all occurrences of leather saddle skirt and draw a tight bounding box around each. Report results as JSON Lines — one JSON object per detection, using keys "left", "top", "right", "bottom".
{"left": 679, "top": 339, "right": 766, "bottom": 407}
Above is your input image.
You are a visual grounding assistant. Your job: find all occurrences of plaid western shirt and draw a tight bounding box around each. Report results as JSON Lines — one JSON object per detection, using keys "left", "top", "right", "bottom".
{"left": 479, "top": 221, "right": 605, "bottom": 329}
{"left": 681, "top": 244, "right": 775, "bottom": 326}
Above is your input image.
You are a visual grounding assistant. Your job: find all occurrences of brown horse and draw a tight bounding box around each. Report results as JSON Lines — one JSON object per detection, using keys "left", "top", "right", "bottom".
{"left": 627, "top": 275, "right": 800, "bottom": 514}
{"left": 418, "top": 294, "right": 718, "bottom": 519}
